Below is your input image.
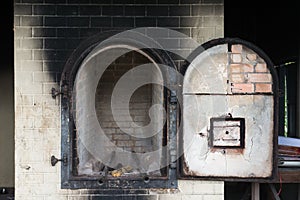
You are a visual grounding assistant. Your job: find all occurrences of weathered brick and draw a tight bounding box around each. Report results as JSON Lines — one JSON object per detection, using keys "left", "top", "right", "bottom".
{"left": 15, "top": 27, "right": 32, "bottom": 38}
{"left": 102, "top": 5, "right": 124, "bottom": 16}
{"left": 26, "top": 163, "right": 57, "bottom": 173}
{"left": 113, "top": 134, "right": 131, "bottom": 140}
{"left": 246, "top": 53, "right": 257, "bottom": 61}
{"left": 16, "top": 49, "right": 32, "bottom": 61}
{"left": 232, "top": 83, "right": 254, "bottom": 93}
{"left": 22, "top": 39, "right": 43, "bottom": 49}
{"left": 15, "top": 5, "right": 32, "bottom": 15}
{"left": 214, "top": 5, "right": 224, "bottom": 15}
{"left": 22, "top": 106, "right": 42, "bottom": 118}
{"left": 158, "top": 194, "right": 181, "bottom": 200}
{"left": 214, "top": 182, "right": 224, "bottom": 194}
{"left": 16, "top": 94, "right": 34, "bottom": 106}
{"left": 33, "top": 50, "right": 71, "bottom": 61}
{"left": 45, "top": 17, "right": 66, "bottom": 27}
{"left": 65, "top": 38, "right": 82, "bottom": 49}
{"left": 202, "top": 195, "right": 224, "bottom": 200}
{"left": 21, "top": 60, "right": 43, "bottom": 71}
{"left": 193, "top": 182, "right": 218, "bottom": 194}
{"left": 57, "top": 5, "right": 79, "bottom": 16}
{"left": 231, "top": 44, "right": 242, "bottom": 53}
{"left": 169, "top": 5, "right": 190, "bottom": 16}
{"left": 34, "top": 117, "right": 59, "bottom": 128}
{"left": 203, "top": 16, "right": 223, "bottom": 27}
{"left": 170, "top": 28, "right": 191, "bottom": 37}
{"left": 43, "top": 173, "right": 60, "bottom": 183}
{"left": 32, "top": 184, "right": 58, "bottom": 195}
{"left": 45, "top": 39, "right": 66, "bottom": 49}
{"left": 124, "top": 6, "right": 146, "bottom": 16}
{"left": 230, "top": 64, "right": 253, "bottom": 73}
{"left": 33, "top": 5, "right": 56, "bottom": 15}
{"left": 178, "top": 180, "right": 194, "bottom": 194}
{"left": 14, "top": 16, "right": 20, "bottom": 26}
{"left": 33, "top": 28, "right": 56, "bottom": 37}
{"left": 34, "top": 72, "right": 56, "bottom": 82}
{"left": 17, "top": 150, "right": 44, "bottom": 163}
{"left": 255, "top": 83, "right": 272, "bottom": 93}
{"left": 157, "top": 38, "right": 180, "bottom": 49}
{"left": 135, "top": 17, "right": 157, "bottom": 27}
{"left": 157, "top": 17, "right": 179, "bottom": 27}
{"left": 215, "top": 26, "right": 223, "bottom": 37}
{"left": 21, "top": 83, "right": 43, "bottom": 94}
{"left": 20, "top": 117, "right": 35, "bottom": 129}
{"left": 146, "top": 27, "right": 169, "bottom": 38}
{"left": 248, "top": 73, "right": 272, "bottom": 83}
{"left": 79, "top": 5, "right": 101, "bottom": 15}
{"left": 21, "top": 16, "right": 43, "bottom": 26}
{"left": 67, "top": 17, "right": 89, "bottom": 27}
{"left": 180, "top": 17, "right": 203, "bottom": 27}
{"left": 91, "top": 17, "right": 112, "bottom": 27}
{"left": 67, "top": 196, "right": 91, "bottom": 200}
{"left": 147, "top": 6, "right": 169, "bottom": 16}
{"left": 255, "top": 63, "right": 268, "bottom": 72}
{"left": 116, "top": 140, "right": 135, "bottom": 147}
{"left": 192, "top": 5, "right": 214, "bottom": 16}
{"left": 191, "top": 27, "right": 215, "bottom": 40}
{"left": 112, "top": 17, "right": 134, "bottom": 27}
{"left": 20, "top": 174, "right": 44, "bottom": 184}
{"left": 43, "top": 61, "right": 64, "bottom": 72}
{"left": 15, "top": 195, "right": 45, "bottom": 200}
{"left": 57, "top": 28, "right": 80, "bottom": 38}
{"left": 231, "top": 53, "right": 242, "bottom": 63}
{"left": 230, "top": 73, "right": 245, "bottom": 83}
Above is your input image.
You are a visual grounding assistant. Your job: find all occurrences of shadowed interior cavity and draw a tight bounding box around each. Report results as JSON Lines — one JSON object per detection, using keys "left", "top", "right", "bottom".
{"left": 76, "top": 48, "right": 165, "bottom": 177}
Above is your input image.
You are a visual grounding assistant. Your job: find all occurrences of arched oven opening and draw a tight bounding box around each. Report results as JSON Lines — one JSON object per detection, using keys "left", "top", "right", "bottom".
{"left": 60, "top": 32, "right": 177, "bottom": 189}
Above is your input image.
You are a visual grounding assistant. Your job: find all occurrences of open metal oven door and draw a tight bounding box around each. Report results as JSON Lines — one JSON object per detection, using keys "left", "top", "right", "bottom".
{"left": 179, "top": 38, "right": 279, "bottom": 182}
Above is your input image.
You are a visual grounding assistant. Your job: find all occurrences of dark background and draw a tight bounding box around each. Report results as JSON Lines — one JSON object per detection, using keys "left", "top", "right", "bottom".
{"left": 225, "top": 0, "right": 299, "bottom": 65}
{"left": 1, "top": 0, "right": 299, "bottom": 199}
{"left": 225, "top": 0, "right": 299, "bottom": 199}
{"left": 0, "top": 2, "right": 13, "bottom": 71}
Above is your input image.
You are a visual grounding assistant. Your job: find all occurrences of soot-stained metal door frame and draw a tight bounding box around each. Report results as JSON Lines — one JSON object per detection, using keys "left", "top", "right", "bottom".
{"left": 59, "top": 31, "right": 178, "bottom": 189}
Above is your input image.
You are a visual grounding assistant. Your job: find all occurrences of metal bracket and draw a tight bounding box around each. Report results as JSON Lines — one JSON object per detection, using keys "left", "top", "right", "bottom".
{"left": 170, "top": 90, "right": 177, "bottom": 104}
{"left": 51, "top": 88, "right": 62, "bottom": 98}
{"left": 51, "top": 154, "right": 68, "bottom": 166}
{"left": 51, "top": 85, "right": 68, "bottom": 99}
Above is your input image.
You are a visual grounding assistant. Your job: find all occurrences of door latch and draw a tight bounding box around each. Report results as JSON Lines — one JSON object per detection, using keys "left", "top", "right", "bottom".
{"left": 51, "top": 154, "right": 68, "bottom": 166}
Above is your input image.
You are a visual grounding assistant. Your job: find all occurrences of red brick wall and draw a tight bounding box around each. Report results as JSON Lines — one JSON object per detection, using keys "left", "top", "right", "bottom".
{"left": 229, "top": 44, "right": 273, "bottom": 94}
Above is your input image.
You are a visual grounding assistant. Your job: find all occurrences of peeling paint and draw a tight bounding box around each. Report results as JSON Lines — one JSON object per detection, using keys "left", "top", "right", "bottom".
{"left": 182, "top": 42, "right": 276, "bottom": 179}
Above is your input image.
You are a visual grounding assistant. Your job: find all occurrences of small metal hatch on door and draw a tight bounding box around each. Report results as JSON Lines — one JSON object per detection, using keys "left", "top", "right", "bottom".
{"left": 210, "top": 117, "right": 245, "bottom": 148}
{"left": 180, "top": 38, "right": 278, "bottom": 181}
